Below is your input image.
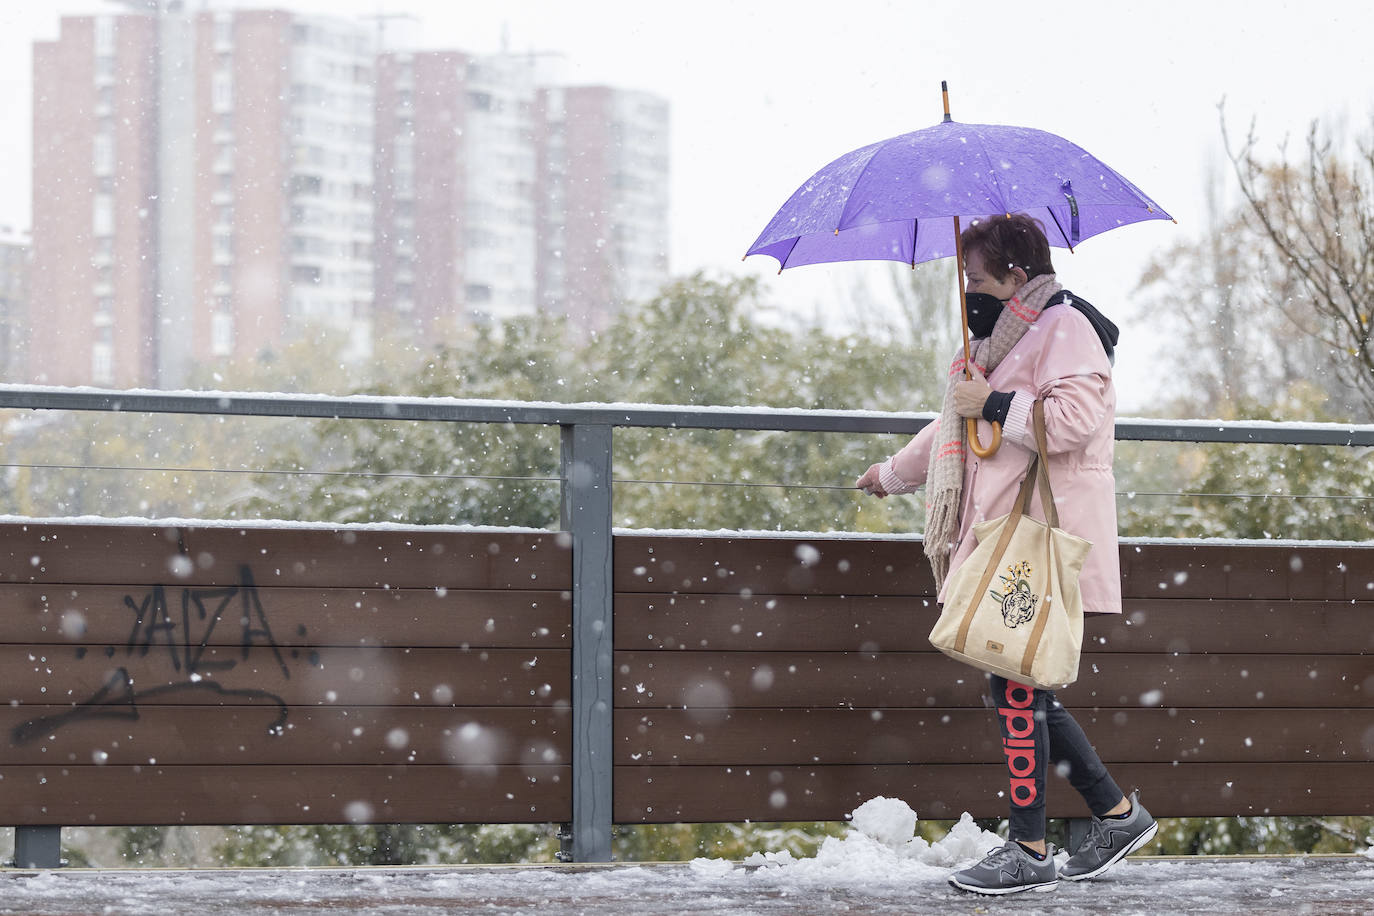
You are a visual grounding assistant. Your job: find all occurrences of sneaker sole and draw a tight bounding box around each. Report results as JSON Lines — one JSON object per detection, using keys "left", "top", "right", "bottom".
{"left": 1060, "top": 820, "right": 1159, "bottom": 882}
{"left": 948, "top": 877, "right": 1058, "bottom": 896}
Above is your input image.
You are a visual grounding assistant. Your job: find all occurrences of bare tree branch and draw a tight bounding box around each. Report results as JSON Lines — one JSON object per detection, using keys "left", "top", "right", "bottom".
{"left": 1221, "top": 107, "right": 1374, "bottom": 418}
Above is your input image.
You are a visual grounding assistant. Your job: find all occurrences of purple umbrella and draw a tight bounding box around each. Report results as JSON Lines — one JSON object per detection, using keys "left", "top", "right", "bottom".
{"left": 746, "top": 83, "right": 1173, "bottom": 455}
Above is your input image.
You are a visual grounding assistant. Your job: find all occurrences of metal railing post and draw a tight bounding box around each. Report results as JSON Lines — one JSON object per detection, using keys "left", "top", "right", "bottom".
{"left": 559, "top": 423, "right": 614, "bottom": 862}
{"left": 12, "top": 826, "right": 62, "bottom": 868}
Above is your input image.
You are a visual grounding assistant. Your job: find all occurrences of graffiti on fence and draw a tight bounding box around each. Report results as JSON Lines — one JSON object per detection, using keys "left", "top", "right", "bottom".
{"left": 10, "top": 565, "right": 309, "bottom": 745}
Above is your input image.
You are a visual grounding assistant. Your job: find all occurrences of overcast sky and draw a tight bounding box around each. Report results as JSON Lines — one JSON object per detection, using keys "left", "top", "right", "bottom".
{"left": 3, "top": 0, "right": 1372, "bottom": 406}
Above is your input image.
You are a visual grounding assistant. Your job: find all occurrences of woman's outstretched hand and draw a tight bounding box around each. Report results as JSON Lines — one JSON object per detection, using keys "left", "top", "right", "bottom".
{"left": 856, "top": 463, "right": 888, "bottom": 498}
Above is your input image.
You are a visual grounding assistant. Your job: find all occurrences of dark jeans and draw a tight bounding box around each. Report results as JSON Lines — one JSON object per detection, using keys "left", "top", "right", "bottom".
{"left": 989, "top": 674, "right": 1125, "bottom": 842}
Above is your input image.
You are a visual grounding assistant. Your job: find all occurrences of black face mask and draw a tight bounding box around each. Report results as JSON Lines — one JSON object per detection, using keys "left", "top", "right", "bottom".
{"left": 965, "top": 292, "right": 1007, "bottom": 339}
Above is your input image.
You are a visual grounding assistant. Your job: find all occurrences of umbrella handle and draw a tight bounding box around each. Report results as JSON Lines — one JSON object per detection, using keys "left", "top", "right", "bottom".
{"left": 953, "top": 213, "right": 1002, "bottom": 459}
{"left": 967, "top": 417, "right": 1002, "bottom": 458}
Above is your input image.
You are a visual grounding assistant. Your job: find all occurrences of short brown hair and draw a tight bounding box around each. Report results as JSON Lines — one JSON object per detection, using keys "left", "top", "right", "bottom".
{"left": 961, "top": 213, "right": 1055, "bottom": 281}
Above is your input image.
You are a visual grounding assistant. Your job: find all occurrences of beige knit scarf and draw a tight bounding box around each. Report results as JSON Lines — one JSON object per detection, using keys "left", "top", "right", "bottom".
{"left": 925, "top": 273, "right": 1062, "bottom": 588}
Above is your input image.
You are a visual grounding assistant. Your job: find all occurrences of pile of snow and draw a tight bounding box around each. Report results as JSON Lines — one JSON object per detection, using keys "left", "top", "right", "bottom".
{"left": 690, "top": 797, "right": 1007, "bottom": 884}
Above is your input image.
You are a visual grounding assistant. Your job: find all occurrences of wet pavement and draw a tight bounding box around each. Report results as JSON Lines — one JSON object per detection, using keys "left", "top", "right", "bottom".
{"left": 1, "top": 855, "right": 1372, "bottom": 915}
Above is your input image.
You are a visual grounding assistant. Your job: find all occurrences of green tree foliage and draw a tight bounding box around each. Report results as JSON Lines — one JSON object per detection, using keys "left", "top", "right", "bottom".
{"left": 1167, "top": 394, "right": 1373, "bottom": 541}
{"left": 613, "top": 821, "right": 848, "bottom": 861}
{"left": 229, "top": 272, "right": 939, "bottom": 537}
{"left": 1147, "top": 815, "right": 1374, "bottom": 856}
{"left": 0, "top": 327, "right": 366, "bottom": 520}
{"left": 214, "top": 823, "right": 557, "bottom": 867}
{"left": 1115, "top": 409, "right": 1374, "bottom": 543}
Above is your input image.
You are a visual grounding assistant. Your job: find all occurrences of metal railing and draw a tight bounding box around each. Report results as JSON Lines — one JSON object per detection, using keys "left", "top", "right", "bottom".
{"left": 2, "top": 385, "right": 1371, "bottom": 444}
{"left": 0, "top": 384, "right": 1370, "bottom": 863}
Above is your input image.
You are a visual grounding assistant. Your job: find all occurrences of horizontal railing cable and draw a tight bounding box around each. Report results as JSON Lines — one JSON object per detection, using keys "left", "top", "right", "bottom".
{"left": 0, "top": 462, "right": 562, "bottom": 484}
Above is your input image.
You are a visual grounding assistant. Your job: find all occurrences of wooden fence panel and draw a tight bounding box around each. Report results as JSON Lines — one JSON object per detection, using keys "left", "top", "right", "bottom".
{"left": 0, "top": 584, "right": 570, "bottom": 649}
{"left": 0, "top": 522, "right": 572, "bottom": 827}
{"left": 0, "top": 524, "right": 569, "bottom": 589}
{"left": 612, "top": 534, "right": 1374, "bottom": 824}
{"left": 614, "top": 762, "right": 1373, "bottom": 822}
{"left": 1, "top": 765, "right": 568, "bottom": 826}
{"left": 615, "top": 594, "right": 1374, "bottom": 655}
{"left": 613, "top": 708, "right": 1370, "bottom": 766}
{"left": 3, "top": 524, "right": 1369, "bottom": 832}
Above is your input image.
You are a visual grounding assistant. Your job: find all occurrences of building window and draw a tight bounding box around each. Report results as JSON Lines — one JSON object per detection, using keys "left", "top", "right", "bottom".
{"left": 93, "top": 134, "right": 114, "bottom": 176}
{"left": 92, "top": 195, "right": 113, "bottom": 236}
{"left": 291, "top": 265, "right": 322, "bottom": 285}
{"left": 212, "top": 70, "right": 233, "bottom": 112}
{"left": 94, "top": 17, "right": 116, "bottom": 57}
{"left": 290, "top": 174, "right": 323, "bottom": 196}
{"left": 211, "top": 311, "right": 233, "bottom": 357}
{"left": 214, "top": 14, "right": 233, "bottom": 49}
{"left": 91, "top": 342, "right": 113, "bottom": 385}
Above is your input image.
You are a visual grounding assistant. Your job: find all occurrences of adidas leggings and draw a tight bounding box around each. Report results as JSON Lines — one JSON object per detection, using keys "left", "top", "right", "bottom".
{"left": 989, "top": 674, "right": 1125, "bottom": 842}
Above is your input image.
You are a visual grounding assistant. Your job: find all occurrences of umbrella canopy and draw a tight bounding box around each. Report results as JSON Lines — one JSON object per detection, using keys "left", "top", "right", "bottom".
{"left": 746, "top": 91, "right": 1173, "bottom": 458}
{"left": 746, "top": 119, "right": 1172, "bottom": 270}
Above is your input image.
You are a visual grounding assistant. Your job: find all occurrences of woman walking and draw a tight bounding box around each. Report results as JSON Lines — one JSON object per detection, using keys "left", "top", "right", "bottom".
{"left": 856, "top": 213, "right": 1157, "bottom": 895}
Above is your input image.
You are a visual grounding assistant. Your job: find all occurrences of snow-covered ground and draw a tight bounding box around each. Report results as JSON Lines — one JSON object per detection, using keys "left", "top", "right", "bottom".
{"left": 3, "top": 799, "right": 1372, "bottom": 915}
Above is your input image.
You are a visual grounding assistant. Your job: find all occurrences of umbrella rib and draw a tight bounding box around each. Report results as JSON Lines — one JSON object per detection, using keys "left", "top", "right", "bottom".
{"left": 965, "top": 126, "right": 1009, "bottom": 219}
{"left": 776, "top": 236, "right": 801, "bottom": 271}
{"left": 833, "top": 144, "right": 889, "bottom": 233}
{"left": 1044, "top": 207, "right": 1074, "bottom": 250}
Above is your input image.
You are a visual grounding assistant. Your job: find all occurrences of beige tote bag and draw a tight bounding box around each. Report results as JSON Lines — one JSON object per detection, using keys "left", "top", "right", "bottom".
{"left": 929, "top": 401, "right": 1090, "bottom": 689}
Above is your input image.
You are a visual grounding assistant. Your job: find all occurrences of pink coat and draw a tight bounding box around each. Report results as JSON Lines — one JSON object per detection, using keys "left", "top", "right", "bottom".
{"left": 888, "top": 304, "right": 1122, "bottom": 615}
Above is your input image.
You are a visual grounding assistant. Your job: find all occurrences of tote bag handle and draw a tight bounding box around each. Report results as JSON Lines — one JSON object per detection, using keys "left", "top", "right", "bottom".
{"left": 951, "top": 400, "right": 1057, "bottom": 656}
{"left": 1006, "top": 400, "right": 1057, "bottom": 527}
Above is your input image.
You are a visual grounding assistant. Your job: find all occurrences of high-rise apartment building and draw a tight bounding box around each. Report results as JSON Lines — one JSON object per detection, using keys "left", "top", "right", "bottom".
{"left": 0, "top": 227, "right": 31, "bottom": 381}
{"left": 28, "top": 6, "right": 668, "bottom": 387}
{"left": 535, "top": 86, "right": 670, "bottom": 332}
{"left": 373, "top": 50, "right": 538, "bottom": 336}
{"left": 31, "top": 13, "right": 159, "bottom": 386}
{"left": 373, "top": 57, "right": 671, "bottom": 338}
{"left": 32, "top": 7, "right": 375, "bottom": 387}
{"left": 179, "top": 8, "right": 376, "bottom": 380}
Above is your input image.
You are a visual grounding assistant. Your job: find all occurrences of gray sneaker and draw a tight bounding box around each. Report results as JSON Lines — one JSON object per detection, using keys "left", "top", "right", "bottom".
{"left": 1061, "top": 790, "right": 1158, "bottom": 881}
{"left": 948, "top": 840, "right": 1058, "bottom": 895}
